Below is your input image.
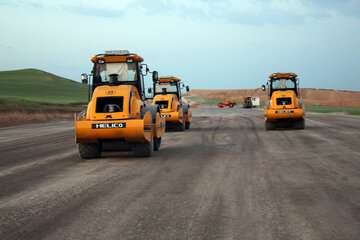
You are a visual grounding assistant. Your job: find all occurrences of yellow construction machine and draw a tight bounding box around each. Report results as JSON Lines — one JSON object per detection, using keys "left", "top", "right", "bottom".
{"left": 75, "top": 50, "right": 165, "bottom": 158}
{"left": 262, "top": 73, "right": 305, "bottom": 130}
{"left": 151, "top": 76, "right": 192, "bottom": 131}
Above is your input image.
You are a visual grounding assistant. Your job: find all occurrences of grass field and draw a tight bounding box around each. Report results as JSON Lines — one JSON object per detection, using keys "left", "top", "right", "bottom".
{"left": 0, "top": 69, "right": 88, "bottom": 125}
{"left": 306, "top": 105, "right": 360, "bottom": 115}
{"left": 0, "top": 69, "right": 87, "bottom": 105}
{"left": 187, "top": 96, "right": 225, "bottom": 106}
{"left": 0, "top": 98, "right": 85, "bottom": 112}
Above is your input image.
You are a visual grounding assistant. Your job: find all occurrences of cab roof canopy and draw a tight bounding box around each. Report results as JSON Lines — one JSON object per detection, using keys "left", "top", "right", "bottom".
{"left": 91, "top": 50, "right": 144, "bottom": 64}
{"left": 269, "top": 73, "right": 298, "bottom": 80}
{"left": 159, "top": 76, "right": 181, "bottom": 83}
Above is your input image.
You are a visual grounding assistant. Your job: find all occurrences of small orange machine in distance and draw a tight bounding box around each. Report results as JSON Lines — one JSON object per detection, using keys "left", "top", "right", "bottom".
{"left": 262, "top": 72, "right": 305, "bottom": 130}
{"left": 151, "top": 76, "right": 192, "bottom": 131}
{"left": 217, "top": 99, "right": 236, "bottom": 108}
{"left": 75, "top": 50, "right": 166, "bottom": 158}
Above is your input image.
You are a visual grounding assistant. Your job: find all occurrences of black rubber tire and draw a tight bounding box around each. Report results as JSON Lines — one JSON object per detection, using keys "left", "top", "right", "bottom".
{"left": 134, "top": 138, "right": 154, "bottom": 157}
{"left": 78, "top": 143, "right": 101, "bottom": 159}
{"left": 265, "top": 121, "right": 276, "bottom": 131}
{"left": 153, "top": 137, "right": 161, "bottom": 151}
{"left": 185, "top": 122, "right": 191, "bottom": 130}
{"left": 294, "top": 119, "right": 305, "bottom": 130}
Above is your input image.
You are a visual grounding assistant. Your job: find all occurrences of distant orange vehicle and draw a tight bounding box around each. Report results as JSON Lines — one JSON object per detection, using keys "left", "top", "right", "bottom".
{"left": 217, "top": 99, "right": 236, "bottom": 108}
{"left": 262, "top": 73, "right": 305, "bottom": 130}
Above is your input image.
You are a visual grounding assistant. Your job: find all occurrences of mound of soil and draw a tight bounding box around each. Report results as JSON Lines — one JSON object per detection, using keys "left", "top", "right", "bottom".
{"left": 190, "top": 88, "right": 360, "bottom": 107}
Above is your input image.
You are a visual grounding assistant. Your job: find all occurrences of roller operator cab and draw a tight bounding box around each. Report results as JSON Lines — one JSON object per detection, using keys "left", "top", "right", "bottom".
{"left": 262, "top": 73, "right": 305, "bottom": 130}
{"left": 151, "top": 76, "right": 192, "bottom": 131}
{"left": 75, "top": 50, "right": 166, "bottom": 159}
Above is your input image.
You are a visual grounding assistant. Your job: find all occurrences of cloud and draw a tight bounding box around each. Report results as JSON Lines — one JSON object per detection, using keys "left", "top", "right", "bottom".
{"left": 0, "top": 0, "right": 131, "bottom": 17}
{"left": 307, "top": 0, "right": 360, "bottom": 17}
{"left": 1, "top": 0, "right": 359, "bottom": 90}
{"left": 1, "top": 0, "right": 359, "bottom": 23}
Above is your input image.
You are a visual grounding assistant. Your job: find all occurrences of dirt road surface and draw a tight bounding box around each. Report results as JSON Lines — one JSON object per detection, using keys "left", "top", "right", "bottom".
{"left": 1, "top": 107, "right": 360, "bottom": 240}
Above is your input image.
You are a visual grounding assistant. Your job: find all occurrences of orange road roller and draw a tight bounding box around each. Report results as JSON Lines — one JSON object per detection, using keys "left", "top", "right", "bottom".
{"left": 262, "top": 73, "right": 305, "bottom": 130}
{"left": 75, "top": 50, "right": 165, "bottom": 158}
{"left": 150, "top": 76, "right": 192, "bottom": 131}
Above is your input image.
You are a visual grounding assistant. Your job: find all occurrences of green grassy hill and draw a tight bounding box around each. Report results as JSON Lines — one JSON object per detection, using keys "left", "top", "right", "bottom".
{"left": 0, "top": 69, "right": 87, "bottom": 104}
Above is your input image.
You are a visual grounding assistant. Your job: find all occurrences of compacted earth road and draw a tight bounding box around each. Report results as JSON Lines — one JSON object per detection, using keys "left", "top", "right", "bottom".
{"left": 0, "top": 107, "right": 360, "bottom": 240}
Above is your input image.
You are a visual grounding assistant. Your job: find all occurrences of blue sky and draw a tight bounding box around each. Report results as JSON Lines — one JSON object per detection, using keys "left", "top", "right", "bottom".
{"left": 0, "top": 0, "right": 359, "bottom": 90}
